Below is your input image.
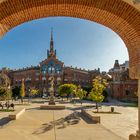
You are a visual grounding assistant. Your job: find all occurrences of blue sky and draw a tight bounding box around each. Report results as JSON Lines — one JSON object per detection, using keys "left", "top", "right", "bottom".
{"left": 0, "top": 17, "right": 128, "bottom": 72}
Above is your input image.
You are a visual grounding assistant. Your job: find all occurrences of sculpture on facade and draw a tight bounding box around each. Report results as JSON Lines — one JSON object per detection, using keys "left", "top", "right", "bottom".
{"left": 48, "top": 75, "right": 55, "bottom": 105}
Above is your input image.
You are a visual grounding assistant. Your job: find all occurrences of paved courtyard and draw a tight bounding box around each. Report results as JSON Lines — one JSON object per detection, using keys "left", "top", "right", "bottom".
{"left": 0, "top": 108, "right": 124, "bottom": 140}
{"left": 0, "top": 99, "right": 138, "bottom": 140}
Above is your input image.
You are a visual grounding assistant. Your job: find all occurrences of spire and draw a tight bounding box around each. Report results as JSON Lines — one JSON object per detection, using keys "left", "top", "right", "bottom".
{"left": 114, "top": 60, "right": 120, "bottom": 69}
{"left": 47, "top": 28, "right": 56, "bottom": 58}
{"left": 51, "top": 28, "right": 53, "bottom": 41}
{"left": 50, "top": 28, "right": 54, "bottom": 51}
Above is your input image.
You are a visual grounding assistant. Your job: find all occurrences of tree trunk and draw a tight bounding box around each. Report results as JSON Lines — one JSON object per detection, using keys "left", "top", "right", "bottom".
{"left": 21, "top": 97, "right": 23, "bottom": 104}
{"left": 96, "top": 102, "right": 99, "bottom": 112}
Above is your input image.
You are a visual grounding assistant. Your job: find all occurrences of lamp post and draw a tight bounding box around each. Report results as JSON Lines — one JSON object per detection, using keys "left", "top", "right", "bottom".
{"left": 28, "top": 87, "right": 31, "bottom": 103}
{"left": 7, "top": 85, "right": 11, "bottom": 104}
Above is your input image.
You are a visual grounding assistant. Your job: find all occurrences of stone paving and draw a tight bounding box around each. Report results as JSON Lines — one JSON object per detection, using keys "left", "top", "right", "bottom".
{"left": 97, "top": 106, "right": 138, "bottom": 140}
{"left": 0, "top": 99, "right": 138, "bottom": 140}
{"left": 0, "top": 107, "right": 124, "bottom": 140}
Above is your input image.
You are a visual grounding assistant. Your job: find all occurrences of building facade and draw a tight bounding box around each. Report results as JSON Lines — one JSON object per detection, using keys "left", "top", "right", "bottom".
{"left": 1, "top": 32, "right": 136, "bottom": 101}
{"left": 1, "top": 31, "right": 100, "bottom": 96}
{"left": 109, "top": 60, "right": 138, "bottom": 101}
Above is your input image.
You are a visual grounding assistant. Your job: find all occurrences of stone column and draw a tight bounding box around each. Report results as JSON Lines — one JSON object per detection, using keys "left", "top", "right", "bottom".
{"left": 137, "top": 79, "right": 140, "bottom": 136}
{"left": 129, "top": 66, "right": 140, "bottom": 140}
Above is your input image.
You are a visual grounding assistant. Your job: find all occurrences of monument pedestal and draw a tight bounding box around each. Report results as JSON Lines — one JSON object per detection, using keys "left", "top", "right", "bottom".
{"left": 48, "top": 101, "right": 56, "bottom": 105}
{"left": 48, "top": 96, "right": 55, "bottom": 105}
{"left": 40, "top": 75, "right": 65, "bottom": 110}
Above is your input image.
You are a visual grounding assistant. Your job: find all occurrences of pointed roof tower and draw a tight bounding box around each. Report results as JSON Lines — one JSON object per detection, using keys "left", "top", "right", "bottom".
{"left": 50, "top": 28, "right": 54, "bottom": 51}
{"left": 113, "top": 60, "right": 120, "bottom": 69}
{"left": 47, "top": 28, "right": 56, "bottom": 58}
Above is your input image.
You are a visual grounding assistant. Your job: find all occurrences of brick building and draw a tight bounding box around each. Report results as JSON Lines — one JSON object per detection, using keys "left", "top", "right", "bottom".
{"left": 109, "top": 60, "right": 138, "bottom": 101}
{"left": 0, "top": 33, "right": 138, "bottom": 101}
{"left": 1, "top": 31, "right": 99, "bottom": 96}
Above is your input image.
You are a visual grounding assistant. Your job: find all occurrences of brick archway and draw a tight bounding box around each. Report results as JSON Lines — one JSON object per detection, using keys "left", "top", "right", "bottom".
{"left": 0, "top": 0, "right": 140, "bottom": 78}
{"left": 0, "top": 0, "right": 140, "bottom": 139}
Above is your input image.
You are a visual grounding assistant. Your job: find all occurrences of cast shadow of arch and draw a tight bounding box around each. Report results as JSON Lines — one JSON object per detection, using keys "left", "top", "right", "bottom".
{"left": 32, "top": 111, "right": 80, "bottom": 135}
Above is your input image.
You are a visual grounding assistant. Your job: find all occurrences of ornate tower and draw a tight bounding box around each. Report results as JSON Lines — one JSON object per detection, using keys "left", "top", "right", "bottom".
{"left": 47, "top": 29, "right": 56, "bottom": 58}
{"left": 113, "top": 60, "right": 120, "bottom": 69}
{"left": 113, "top": 60, "right": 121, "bottom": 81}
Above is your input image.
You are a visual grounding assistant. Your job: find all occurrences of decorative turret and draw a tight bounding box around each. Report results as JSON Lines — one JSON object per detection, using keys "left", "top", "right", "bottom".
{"left": 113, "top": 60, "right": 120, "bottom": 69}
{"left": 47, "top": 29, "right": 56, "bottom": 58}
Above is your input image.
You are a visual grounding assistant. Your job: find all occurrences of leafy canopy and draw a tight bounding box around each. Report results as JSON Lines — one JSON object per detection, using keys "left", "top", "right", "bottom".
{"left": 0, "top": 73, "right": 12, "bottom": 100}
{"left": 31, "top": 89, "right": 39, "bottom": 96}
{"left": 89, "top": 76, "right": 107, "bottom": 103}
{"left": 58, "top": 84, "right": 77, "bottom": 97}
{"left": 75, "top": 86, "right": 87, "bottom": 100}
{"left": 20, "top": 79, "right": 25, "bottom": 98}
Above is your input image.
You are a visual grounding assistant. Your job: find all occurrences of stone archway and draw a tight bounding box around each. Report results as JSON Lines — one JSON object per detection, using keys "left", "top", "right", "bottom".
{"left": 0, "top": 0, "right": 140, "bottom": 139}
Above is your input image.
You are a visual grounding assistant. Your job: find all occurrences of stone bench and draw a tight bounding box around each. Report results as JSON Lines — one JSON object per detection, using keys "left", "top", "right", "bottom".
{"left": 40, "top": 105, "right": 65, "bottom": 110}
{"left": 9, "top": 108, "right": 25, "bottom": 120}
{"left": 81, "top": 109, "right": 100, "bottom": 123}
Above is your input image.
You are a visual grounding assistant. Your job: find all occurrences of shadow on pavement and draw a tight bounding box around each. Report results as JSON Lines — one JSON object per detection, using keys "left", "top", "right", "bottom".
{"left": 32, "top": 111, "right": 80, "bottom": 135}
{"left": 0, "top": 117, "right": 11, "bottom": 127}
{"left": 79, "top": 112, "right": 96, "bottom": 124}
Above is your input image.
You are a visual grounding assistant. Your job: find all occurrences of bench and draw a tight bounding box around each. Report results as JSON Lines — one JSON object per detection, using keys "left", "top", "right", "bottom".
{"left": 81, "top": 109, "right": 100, "bottom": 123}
{"left": 9, "top": 108, "right": 25, "bottom": 120}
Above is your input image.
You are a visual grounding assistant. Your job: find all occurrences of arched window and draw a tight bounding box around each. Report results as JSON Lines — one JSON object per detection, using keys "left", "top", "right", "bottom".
{"left": 56, "top": 64, "right": 61, "bottom": 74}
{"left": 42, "top": 64, "right": 47, "bottom": 74}
{"left": 48, "top": 60, "right": 55, "bottom": 74}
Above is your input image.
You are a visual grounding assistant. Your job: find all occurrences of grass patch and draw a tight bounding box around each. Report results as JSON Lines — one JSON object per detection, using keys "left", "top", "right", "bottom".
{"left": 0, "top": 109, "right": 15, "bottom": 112}
{"left": 15, "top": 103, "right": 30, "bottom": 106}
{"left": 93, "top": 111, "right": 121, "bottom": 114}
{"left": 125, "top": 104, "right": 138, "bottom": 107}
{"left": 66, "top": 107, "right": 72, "bottom": 109}
{"left": 73, "top": 104, "right": 96, "bottom": 107}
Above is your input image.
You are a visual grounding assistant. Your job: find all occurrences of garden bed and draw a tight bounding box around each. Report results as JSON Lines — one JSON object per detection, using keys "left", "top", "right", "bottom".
{"left": 0, "top": 109, "right": 15, "bottom": 112}
{"left": 14, "top": 103, "right": 30, "bottom": 106}
{"left": 93, "top": 111, "right": 121, "bottom": 114}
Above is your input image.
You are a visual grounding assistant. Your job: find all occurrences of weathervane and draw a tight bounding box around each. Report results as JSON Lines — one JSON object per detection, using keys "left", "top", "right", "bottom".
{"left": 133, "top": 0, "right": 140, "bottom": 4}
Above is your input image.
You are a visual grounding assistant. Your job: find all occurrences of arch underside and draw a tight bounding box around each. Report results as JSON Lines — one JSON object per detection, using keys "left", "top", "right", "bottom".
{"left": 0, "top": 0, "right": 140, "bottom": 78}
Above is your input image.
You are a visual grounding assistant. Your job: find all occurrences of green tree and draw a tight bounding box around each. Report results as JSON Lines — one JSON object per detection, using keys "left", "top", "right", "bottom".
{"left": 12, "top": 86, "right": 21, "bottom": 100}
{"left": 58, "top": 84, "right": 77, "bottom": 100}
{"left": 20, "top": 79, "right": 25, "bottom": 103}
{"left": 31, "top": 89, "right": 39, "bottom": 97}
{"left": 82, "top": 86, "right": 92, "bottom": 94}
{"left": 75, "top": 86, "right": 87, "bottom": 105}
{"left": 89, "top": 76, "right": 107, "bottom": 112}
{"left": 0, "top": 87, "right": 12, "bottom": 102}
{"left": 0, "top": 73, "right": 12, "bottom": 101}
